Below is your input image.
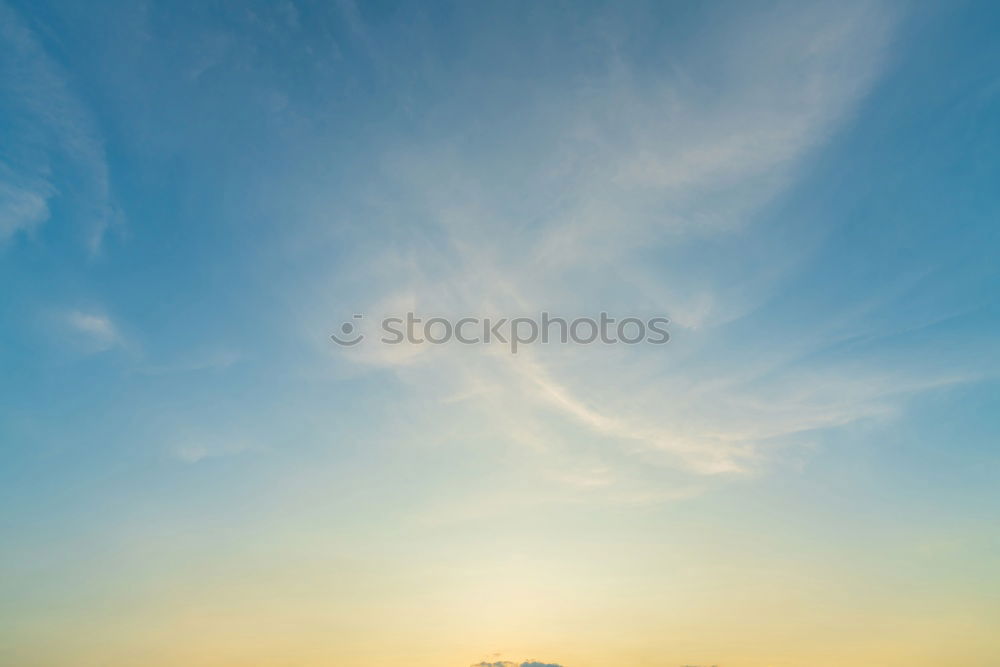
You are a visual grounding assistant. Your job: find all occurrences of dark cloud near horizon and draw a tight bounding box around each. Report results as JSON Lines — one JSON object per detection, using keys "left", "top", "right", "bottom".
{"left": 473, "top": 661, "right": 564, "bottom": 667}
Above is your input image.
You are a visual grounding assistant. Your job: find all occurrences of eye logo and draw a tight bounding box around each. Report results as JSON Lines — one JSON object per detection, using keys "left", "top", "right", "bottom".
{"left": 330, "top": 314, "right": 365, "bottom": 346}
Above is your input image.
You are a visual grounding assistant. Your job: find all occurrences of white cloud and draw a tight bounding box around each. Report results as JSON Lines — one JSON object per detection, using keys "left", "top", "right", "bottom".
{"left": 134, "top": 348, "right": 242, "bottom": 375}
{"left": 0, "top": 177, "right": 53, "bottom": 241}
{"left": 0, "top": 0, "right": 119, "bottom": 252}
{"left": 64, "top": 309, "right": 122, "bottom": 352}
{"left": 168, "top": 433, "right": 255, "bottom": 464}
{"left": 283, "top": 1, "right": 980, "bottom": 505}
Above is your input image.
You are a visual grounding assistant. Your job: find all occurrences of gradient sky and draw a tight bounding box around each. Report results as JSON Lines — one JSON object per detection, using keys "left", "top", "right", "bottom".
{"left": 2, "top": 1, "right": 999, "bottom": 666}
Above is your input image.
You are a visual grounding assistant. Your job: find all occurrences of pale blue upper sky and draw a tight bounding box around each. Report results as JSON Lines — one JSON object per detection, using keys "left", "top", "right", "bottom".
{"left": 1, "top": 1, "right": 999, "bottom": 665}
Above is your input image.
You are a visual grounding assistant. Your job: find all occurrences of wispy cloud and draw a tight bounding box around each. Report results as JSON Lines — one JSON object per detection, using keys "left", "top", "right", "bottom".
{"left": 0, "top": 176, "right": 53, "bottom": 241}
{"left": 0, "top": 0, "right": 119, "bottom": 252}
{"left": 299, "top": 1, "right": 917, "bottom": 496}
{"left": 64, "top": 309, "right": 122, "bottom": 352}
{"left": 134, "top": 348, "right": 242, "bottom": 375}
{"left": 169, "top": 434, "right": 254, "bottom": 464}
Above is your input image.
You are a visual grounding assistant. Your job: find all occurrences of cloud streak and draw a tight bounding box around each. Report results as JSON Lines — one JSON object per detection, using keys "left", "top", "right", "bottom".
{"left": 297, "top": 1, "right": 923, "bottom": 498}
{"left": 64, "top": 309, "right": 123, "bottom": 352}
{"left": 0, "top": 0, "right": 118, "bottom": 252}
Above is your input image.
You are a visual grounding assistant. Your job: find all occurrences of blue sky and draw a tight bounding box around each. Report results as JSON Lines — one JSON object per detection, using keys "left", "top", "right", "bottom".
{"left": 1, "top": 1, "right": 999, "bottom": 665}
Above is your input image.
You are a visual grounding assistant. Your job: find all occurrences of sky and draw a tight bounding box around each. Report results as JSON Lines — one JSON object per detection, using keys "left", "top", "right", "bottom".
{"left": 1, "top": 1, "right": 999, "bottom": 665}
